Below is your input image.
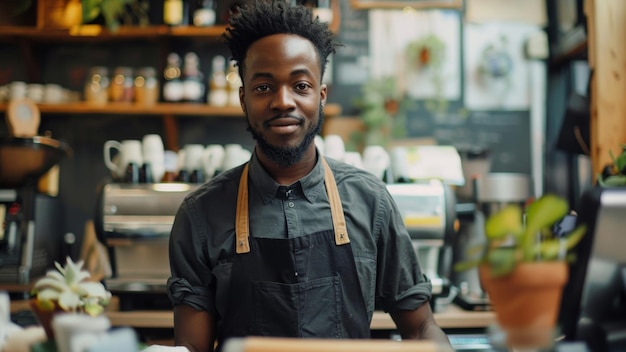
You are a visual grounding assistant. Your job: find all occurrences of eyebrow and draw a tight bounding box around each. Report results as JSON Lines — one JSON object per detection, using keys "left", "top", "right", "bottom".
{"left": 250, "top": 68, "right": 315, "bottom": 81}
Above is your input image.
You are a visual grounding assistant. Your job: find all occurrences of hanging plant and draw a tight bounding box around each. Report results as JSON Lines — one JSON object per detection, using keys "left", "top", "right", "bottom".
{"left": 352, "top": 76, "right": 415, "bottom": 148}
{"left": 406, "top": 34, "right": 446, "bottom": 70}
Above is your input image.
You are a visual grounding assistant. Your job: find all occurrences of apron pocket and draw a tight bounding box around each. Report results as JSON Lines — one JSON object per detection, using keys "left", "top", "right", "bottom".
{"left": 254, "top": 275, "right": 342, "bottom": 338}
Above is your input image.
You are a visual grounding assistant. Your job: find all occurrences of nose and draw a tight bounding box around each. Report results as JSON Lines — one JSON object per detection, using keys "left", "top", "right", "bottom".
{"left": 270, "top": 86, "right": 296, "bottom": 111}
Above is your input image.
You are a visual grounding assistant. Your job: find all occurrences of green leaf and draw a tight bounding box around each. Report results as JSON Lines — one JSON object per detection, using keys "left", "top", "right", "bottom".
{"left": 603, "top": 175, "right": 626, "bottom": 186}
{"left": 485, "top": 204, "right": 522, "bottom": 240}
{"left": 453, "top": 259, "right": 483, "bottom": 272}
{"left": 82, "top": 0, "right": 103, "bottom": 23}
{"left": 487, "top": 247, "right": 517, "bottom": 278}
{"left": 565, "top": 225, "right": 587, "bottom": 250}
{"left": 525, "top": 194, "right": 568, "bottom": 234}
{"left": 523, "top": 194, "right": 568, "bottom": 260}
{"left": 538, "top": 238, "right": 562, "bottom": 260}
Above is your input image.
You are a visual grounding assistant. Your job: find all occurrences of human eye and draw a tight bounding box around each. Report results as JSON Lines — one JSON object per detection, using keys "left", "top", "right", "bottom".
{"left": 294, "top": 82, "right": 312, "bottom": 92}
{"left": 254, "top": 84, "right": 271, "bottom": 93}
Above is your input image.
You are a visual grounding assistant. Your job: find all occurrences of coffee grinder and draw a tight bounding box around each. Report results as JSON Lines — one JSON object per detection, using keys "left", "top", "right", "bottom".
{"left": 453, "top": 172, "right": 532, "bottom": 311}
{"left": 0, "top": 99, "right": 71, "bottom": 284}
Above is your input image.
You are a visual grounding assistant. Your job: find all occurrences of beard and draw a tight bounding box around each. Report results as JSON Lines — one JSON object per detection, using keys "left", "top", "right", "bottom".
{"left": 246, "top": 104, "right": 325, "bottom": 168}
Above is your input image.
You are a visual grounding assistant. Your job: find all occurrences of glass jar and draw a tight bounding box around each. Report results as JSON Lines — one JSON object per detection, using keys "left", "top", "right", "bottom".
{"left": 134, "top": 67, "right": 160, "bottom": 106}
{"left": 109, "top": 66, "right": 134, "bottom": 102}
{"left": 84, "top": 67, "right": 110, "bottom": 104}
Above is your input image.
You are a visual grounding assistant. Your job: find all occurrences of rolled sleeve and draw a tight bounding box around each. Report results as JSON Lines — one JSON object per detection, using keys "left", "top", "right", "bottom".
{"left": 375, "top": 193, "right": 433, "bottom": 313}
{"left": 167, "top": 199, "right": 216, "bottom": 313}
{"left": 167, "top": 276, "right": 212, "bottom": 311}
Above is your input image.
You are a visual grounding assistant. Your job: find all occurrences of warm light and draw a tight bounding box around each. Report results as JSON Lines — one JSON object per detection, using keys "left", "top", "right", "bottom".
{"left": 151, "top": 183, "right": 190, "bottom": 192}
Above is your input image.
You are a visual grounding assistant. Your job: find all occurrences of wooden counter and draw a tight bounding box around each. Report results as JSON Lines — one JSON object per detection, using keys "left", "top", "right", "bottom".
{"left": 103, "top": 304, "right": 494, "bottom": 330}
{"left": 9, "top": 295, "right": 495, "bottom": 330}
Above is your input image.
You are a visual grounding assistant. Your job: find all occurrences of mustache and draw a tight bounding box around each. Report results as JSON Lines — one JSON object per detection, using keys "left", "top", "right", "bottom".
{"left": 264, "top": 114, "right": 304, "bottom": 126}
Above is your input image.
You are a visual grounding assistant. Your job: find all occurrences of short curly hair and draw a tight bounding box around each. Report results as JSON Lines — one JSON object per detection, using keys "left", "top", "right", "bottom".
{"left": 222, "top": 0, "right": 340, "bottom": 80}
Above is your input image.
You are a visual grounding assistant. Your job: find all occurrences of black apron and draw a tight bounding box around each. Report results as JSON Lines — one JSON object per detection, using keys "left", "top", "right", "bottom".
{"left": 218, "top": 158, "right": 370, "bottom": 347}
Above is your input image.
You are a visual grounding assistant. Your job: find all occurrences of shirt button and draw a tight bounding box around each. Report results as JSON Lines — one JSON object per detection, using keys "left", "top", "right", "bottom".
{"left": 288, "top": 201, "right": 295, "bottom": 208}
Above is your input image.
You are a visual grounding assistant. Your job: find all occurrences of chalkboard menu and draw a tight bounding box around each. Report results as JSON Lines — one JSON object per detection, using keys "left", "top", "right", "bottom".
{"left": 327, "top": 4, "right": 532, "bottom": 175}
{"left": 328, "top": 1, "right": 369, "bottom": 115}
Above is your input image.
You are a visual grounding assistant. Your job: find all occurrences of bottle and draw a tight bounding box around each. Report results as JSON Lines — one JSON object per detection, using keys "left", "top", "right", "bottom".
{"left": 163, "top": 0, "right": 189, "bottom": 26}
{"left": 182, "top": 52, "right": 205, "bottom": 103}
{"left": 226, "top": 59, "right": 242, "bottom": 107}
{"left": 208, "top": 55, "right": 228, "bottom": 107}
{"left": 313, "top": 0, "right": 333, "bottom": 24}
{"left": 162, "top": 52, "right": 184, "bottom": 102}
{"left": 84, "top": 66, "right": 109, "bottom": 104}
{"left": 193, "top": 0, "right": 216, "bottom": 27}
{"left": 134, "top": 66, "right": 159, "bottom": 106}
{"left": 109, "top": 66, "right": 134, "bottom": 102}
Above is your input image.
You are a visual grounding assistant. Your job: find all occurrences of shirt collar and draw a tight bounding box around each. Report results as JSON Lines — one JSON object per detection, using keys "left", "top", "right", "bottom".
{"left": 248, "top": 149, "right": 325, "bottom": 204}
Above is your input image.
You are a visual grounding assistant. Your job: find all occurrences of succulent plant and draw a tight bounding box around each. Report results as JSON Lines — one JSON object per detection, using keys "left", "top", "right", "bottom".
{"left": 598, "top": 145, "right": 626, "bottom": 186}
{"left": 31, "top": 257, "right": 111, "bottom": 316}
{"left": 455, "top": 194, "right": 588, "bottom": 278}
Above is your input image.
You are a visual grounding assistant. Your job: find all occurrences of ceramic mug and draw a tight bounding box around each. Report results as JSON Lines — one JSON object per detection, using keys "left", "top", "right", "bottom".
{"left": 142, "top": 134, "right": 165, "bottom": 182}
{"left": 362, "top": 145, "right": 390, "bottom": 180}
{"left": 203, "top": 144, "right": 225, "bottom": 179}
{"left": 103, "top": 139, "right": 143, "bottom": 180}
{"left": 52, "top": 313, "right": 111, "bottom": 352}
{"left": 183, "top": 144, "right": 205, "bottom": 172}
{"left": 222, "top": 144, "right": 251, "bottom": 171}
{"left": 323, "top": 135, "right": 345, "bottom": 162}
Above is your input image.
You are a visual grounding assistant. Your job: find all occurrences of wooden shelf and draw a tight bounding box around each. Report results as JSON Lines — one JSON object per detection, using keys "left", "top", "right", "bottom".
{"left": 0, "top": 102, "right": 342, "bottom": 117}
{"left": 0, "top": 24, "right": 228, "bottom": 42}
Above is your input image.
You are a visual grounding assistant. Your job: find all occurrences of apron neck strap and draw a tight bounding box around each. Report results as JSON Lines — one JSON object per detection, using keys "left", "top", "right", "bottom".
{"left": 235, "top": 157, "right": 349, "bottom": 254}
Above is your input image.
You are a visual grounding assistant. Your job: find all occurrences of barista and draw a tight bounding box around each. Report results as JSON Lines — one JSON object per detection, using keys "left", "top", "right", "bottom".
{"left": 166, "top": 1, "right": 451, "bottom": 351}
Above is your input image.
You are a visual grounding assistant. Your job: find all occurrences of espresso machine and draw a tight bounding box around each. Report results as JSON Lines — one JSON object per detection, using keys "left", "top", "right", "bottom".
{"left": 95, "top": 182, "right": 199, "bottom": 308}
{"left": 0, "top": 136, "right": 70, "bottom": 284}
{"left": 386, "top": 180, "right": 458, "bottom": 310}
{"left": 0, "top": 100, "right": 71, "bottom": 284}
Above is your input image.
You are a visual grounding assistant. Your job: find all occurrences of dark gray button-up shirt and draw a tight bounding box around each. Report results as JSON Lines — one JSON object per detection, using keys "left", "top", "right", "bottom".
{"left": 167, "top": 151, "right": 432, "bottom": 323}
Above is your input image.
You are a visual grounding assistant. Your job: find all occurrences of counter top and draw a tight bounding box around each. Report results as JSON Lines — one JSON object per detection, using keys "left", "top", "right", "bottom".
{"left": 10, "top": 296, "right": 495, "bottom": 330}
{"left": 104, "top": 304, "right": 494, "bottom": 330}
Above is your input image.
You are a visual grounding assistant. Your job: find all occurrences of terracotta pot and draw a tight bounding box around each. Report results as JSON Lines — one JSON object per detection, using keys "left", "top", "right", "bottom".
{"left": 29, "top": 299, "right": 63, "bottom": 340}
{"left": 479, "top": 262, "right": 568, "bottom": 348}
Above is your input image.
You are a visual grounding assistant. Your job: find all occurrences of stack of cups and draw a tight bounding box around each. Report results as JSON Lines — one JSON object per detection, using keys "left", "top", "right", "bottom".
{"left": 142, "top": 134, "right": 165, "bottom": 183}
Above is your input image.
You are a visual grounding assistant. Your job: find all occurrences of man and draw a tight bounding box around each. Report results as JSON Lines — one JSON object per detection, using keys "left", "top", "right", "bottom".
{"left": 167, "top": 1, "right": 451, "bottom": 351}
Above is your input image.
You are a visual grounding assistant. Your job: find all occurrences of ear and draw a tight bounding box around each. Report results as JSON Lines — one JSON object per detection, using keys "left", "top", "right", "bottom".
{"left": 239, "top": 86, "right": 246, "bottom": 114}
{"left": 320, "top": 84, "right": 328, "bottom": 108}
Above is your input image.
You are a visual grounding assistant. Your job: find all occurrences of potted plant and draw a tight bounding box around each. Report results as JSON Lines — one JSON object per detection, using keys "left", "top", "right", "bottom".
{"left": 82, "top": 0, "right": 149, "bottom": 32}
{"left": 598, "top": 144, "right": 626, "bottom": 186}
{"left": 30, "top": 256, "right": 111, "bottom": 339}
{"left": 455, "top": 194, "right": 587, "bottom": 349}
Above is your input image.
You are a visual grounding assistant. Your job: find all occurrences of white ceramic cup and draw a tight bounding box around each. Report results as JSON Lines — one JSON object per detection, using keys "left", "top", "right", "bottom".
{"left": 183, "top": 144, "right": 205, "bottom": 171}
{"left": 142, "top": 134, "right": 165, "bottom": 182}
{"left": 222, "top": 144, "right": 251, "bottom": 171}
{"left": 362, "top": 145, "right": 390, "bottom": 180}
{"left": 9, "top": 81, "right": 27, "bottom": 100}
{"left": 314, "top": 135, "right": 325, "bottom": 156}
{"left": 390, "top": 146, "right": 410, "bottom": 182}
{"left": 323, "top": 135, "right": 345, "bottom": 162}
{"left": 52, "top": 313, "right": 111, "bottom": 352}
{"left": 203, "top": 144, "right": 225, "bottom": 179}
{"left": 103, "top": 139, "right": 143, "bottom": 180}
{"left": 343, "top": 151, "right": 364, "bottom": 169}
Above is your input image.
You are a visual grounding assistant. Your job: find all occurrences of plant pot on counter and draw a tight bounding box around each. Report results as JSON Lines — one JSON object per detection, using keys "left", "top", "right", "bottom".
{"left": 479, "top": 262, "right": 568, "bottom": 349}
{"left": 29, "top": 299, "right": 63, "bottom": 340}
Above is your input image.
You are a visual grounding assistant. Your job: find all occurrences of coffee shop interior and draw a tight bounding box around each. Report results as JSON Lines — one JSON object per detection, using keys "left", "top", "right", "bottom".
{"left": 0, "top": 0, "right": 625, "bottom": 350}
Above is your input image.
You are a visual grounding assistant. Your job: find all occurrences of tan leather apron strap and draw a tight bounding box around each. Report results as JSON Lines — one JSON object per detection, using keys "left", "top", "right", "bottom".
{"left": 235, "top": 157, "right": 349, "bottom": 254}
{"left": 235, "top": 164, "right": 251, "bottom": 254}
{"left": 321, "top": 157, "right": 350, "bottom": 245}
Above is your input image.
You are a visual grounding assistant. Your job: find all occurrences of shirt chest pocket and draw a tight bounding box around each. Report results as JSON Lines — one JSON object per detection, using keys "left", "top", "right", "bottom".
{"left": 352, "top": 250, "right": 376, "bottom": 317}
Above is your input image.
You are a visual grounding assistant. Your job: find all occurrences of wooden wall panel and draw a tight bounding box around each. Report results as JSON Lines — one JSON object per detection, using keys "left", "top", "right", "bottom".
{"left": 587, "top": 0, "right": 626, "bottom": 175}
